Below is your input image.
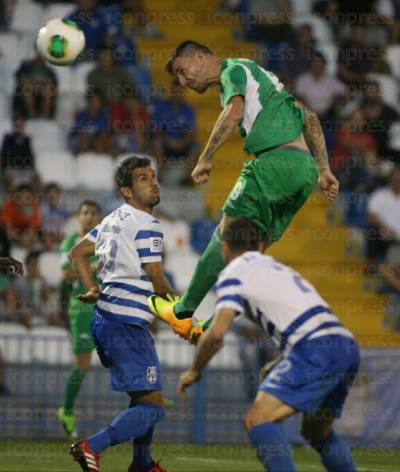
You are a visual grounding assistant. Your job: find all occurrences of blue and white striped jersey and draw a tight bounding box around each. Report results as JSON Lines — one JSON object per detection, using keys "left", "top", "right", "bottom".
{"left": 85, "top": 203, "right": 162, "bottom": 326}
{"left": 215, "top": 251, "right": 353, "bottom": 351}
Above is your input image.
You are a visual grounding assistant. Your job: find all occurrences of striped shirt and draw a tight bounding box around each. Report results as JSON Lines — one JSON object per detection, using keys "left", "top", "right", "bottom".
{"left": 85, "top": 203, "right": 162, "bottom": 326}
{"left": 215, "top": 251, "right": 353, "bottom": 351}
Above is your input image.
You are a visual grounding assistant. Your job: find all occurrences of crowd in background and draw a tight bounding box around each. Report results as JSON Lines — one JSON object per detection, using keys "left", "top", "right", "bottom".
{"left": 0, "top": 0, "right": 400, "bottom": 337}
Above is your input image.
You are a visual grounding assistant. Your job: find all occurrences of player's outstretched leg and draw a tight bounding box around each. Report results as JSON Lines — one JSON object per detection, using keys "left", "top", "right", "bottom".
{"left": 70, "top": 395, "right": 165, "bottom": 472}
{"left": 245, "top": 391, "right": 296, "bottom": 471}
{"left": 301, "top": 408, "right": 357, "bottom": 472}
{"left": 148, "top": 224, "right": 226, "bottom": 336}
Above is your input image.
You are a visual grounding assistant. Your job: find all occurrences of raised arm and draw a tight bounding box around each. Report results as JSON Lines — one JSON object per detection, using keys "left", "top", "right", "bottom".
{"left": 297, "top": 101, "right": 339, "bottom": 201}
{"left": 191, "top": 96, "right": 244, "bottom": 184}
{"left": 177, "top": 307, "right": 236, "bottom": 399}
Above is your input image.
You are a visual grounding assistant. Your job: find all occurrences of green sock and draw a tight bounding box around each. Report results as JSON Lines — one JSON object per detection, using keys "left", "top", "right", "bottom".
{"left": 174, "top": 228, "right": 225, "bottom": 316}
{"left": 63, "top": 367, "right": 87, "bottom": 415}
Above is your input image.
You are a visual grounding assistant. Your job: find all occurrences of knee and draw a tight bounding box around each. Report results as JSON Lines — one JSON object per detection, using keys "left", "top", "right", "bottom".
{"left": 244, "top": 406, "right": 277, "bottom": 432}
{"left": 301, "top": 422, "right": 331, "bottom": 446}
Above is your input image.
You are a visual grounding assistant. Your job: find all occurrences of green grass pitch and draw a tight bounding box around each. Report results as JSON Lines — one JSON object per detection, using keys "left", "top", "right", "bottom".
{"left": 0, "top": 440, "right": 399, "bottom": 471}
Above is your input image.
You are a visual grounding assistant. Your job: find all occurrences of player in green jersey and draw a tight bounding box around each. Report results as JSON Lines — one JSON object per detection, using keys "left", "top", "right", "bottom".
{"left": 148, "top": 41, "right": 339, "bottom": 340}
{"left": 57, "top": 200, "right": 101, "bottom": 438}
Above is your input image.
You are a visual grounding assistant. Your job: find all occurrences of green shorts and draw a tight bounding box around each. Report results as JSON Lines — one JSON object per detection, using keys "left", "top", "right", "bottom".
{"left": 69, "top": 303, "right": 95, "bottom": 354}
{"left": 223, "top": 148, "right": 318, "bottom": 241}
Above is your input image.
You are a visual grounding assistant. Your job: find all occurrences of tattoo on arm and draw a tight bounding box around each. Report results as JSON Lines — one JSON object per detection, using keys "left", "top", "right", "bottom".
{"left": 203, "top": 105, "right": 239, "bottom": 162}
{"left": 301, "top": 104, "right": 330, "bottom": 172}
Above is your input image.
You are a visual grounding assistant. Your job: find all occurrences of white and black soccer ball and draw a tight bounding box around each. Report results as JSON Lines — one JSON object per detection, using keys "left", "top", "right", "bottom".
{"left": 36, "top": 18, "right": 85, "bottom": 66}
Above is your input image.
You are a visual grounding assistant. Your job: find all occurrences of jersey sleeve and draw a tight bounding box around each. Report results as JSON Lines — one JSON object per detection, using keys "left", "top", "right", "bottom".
{"left": 84, "top": 225, "right": 100, "bottom": 243}
{"left": 215, "top": 269, "right": 244, "bottom": 315}
{"left": 134, "top": 220, "right": 163, "bottom": 264}
{"left": 221, "top": 65, "right": 247, "bottom": 107}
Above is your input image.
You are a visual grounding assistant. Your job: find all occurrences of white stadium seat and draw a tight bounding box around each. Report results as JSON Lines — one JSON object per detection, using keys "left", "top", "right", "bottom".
{"left": 367, "top": 73, "right": 399, "bottom": 109}
{"left": 0, "top": 323, "right": 32, "bottom": 364}
{"left": 386, "top": 45, "right": 400, "bottom": 79}
{"left": 317, "top": 43, "right": 338, "bottom": 75}
{"left": 38, "top": 251, "right": 62, "bottom": 289}
{"left": 11, "top": 0, "right": 44, "bottom": 34}
{"left": 10, "top": 246, "right": 28, "bottom": 265}
{"left": 0, "top": 60, "right": 18, "bottom": 97}
{"left": 31, "top": 326, "right": 72, "bottom": 365}
{"left": 26, "top": 119, "right": 66, "bottom": 153}
{"left": 44, "top": 3, "right": 73, "bottom": 23}
{"left": 36, "top": 150, "right": 75, "bottom": 188}
{"left": 76, "top": 153, "right": 115, "bottom": 191}
{"left": 0, "top": 119, "right": 12, "bottom": 142}
{"left": 290, "top": 0, "right": 313, "bottom": 16}
{"left": 69, "top": 62, "right": 94, "bottom": 95}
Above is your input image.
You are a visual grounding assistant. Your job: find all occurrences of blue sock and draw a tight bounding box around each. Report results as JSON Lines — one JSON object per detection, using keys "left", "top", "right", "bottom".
{"left": 133, "top": 426, "right": 154, "bottom": 469}
{"left": 310, "top": 430, "right": 357, "bottom": 472}
{"left": 88, "top": 403, "right": 164, "bottom": 453}
{"left": 248, "top": 422, "right": 296, "bottom": 472}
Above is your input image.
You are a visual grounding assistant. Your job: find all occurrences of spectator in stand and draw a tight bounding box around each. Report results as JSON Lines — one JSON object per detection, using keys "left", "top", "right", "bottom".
{"left": 39, "top": 183, "right": 69, "bottom": 250}
{"left": 66, "top": 0, "right": 111, "bottom": 61}
{"left": 122, "top": 0, "right": 163, "bottom": 39}
{"left": 110, "top": 92, "right": 149, "bottom": 155}
{"left": 362, "top": 81, "right": 400, "bottom": 161}
{"left": 14, "top": 250, "right": 60, "bottom": 328}
{"left": 295, "top": 52, "right": 346, "bottom": 121}
{"left": 332, "top": 109, "right": 378, "bottom": 190}
{"left": 87, "top": 45, "right": 136, "bottom": 107}
{"left": 338, "top": 25, "right": 377, "bottom": 90}
{"left": 1, "top": 116, "right": 40, "bottom": 192}
{"left": 2, "top": 184, "right": 40, "bottom": 248}
{"left": 70, "top": 91, "right": 111, "bottom": 155}
{"left": 152, "top": 81, "right": 199, "bottom": 184}
{"left": 281, "top": 24, "right": 316, "bottom": 88}
{"left": 366, "top": 166, "right": 400, "bottom": 265}
{"left": 12, "top": 51, "right": 58, "bottom": 119}
{"left": 379, "top": 245, "right": 400, "bottom": 331}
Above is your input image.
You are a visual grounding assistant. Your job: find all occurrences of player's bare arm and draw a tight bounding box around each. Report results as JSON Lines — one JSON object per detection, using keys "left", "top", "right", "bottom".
{"left": 296, "top": 101, "right": 339, "bottom": 202}
{"left": 143, "top": 261, "right": 174, "bottom": 296}
{"left": 178, "top": 308, "right": 236, "bottom": 399}
{"left": 192, "top": 96, "right": 244, "bottom": 185}
{"left": 69, "top": 239, "right": 99, "bottom": 303}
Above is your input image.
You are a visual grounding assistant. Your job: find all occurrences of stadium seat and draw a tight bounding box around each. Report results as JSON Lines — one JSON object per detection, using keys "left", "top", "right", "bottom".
{"left": 11, "top": 0, "right": 44, "bottom": 34}
{"left": 0, "top": 323, "right": 32, "bottom": 364}
{"left": 26, "top": 119, "right": 66, "bottom": 153}
{"left": 290, "top": 0, "right": 313, "bottom": 16}
{"left": 317, "top": 43, "right": 338, "bottom": 75}
{"left": 0, "top": 33, "right": 19, "bottom": 61}
{"left": 0, "top": 60, "right": 18, "bottom": 97}
{"left": 50, "top": 65, "right": 73, "bottom": 94}
{"left": 69, "top": 62, "right": 94, "bottom": 95}
{"left": 386, "top": 45, "right": 400, "bottom": 79}
{"left": 38, "top": 251, "right": 62, "bottom": 289}
{"left": 0, "top": 119, "right": 12, "bottom": 141}
{"left": 43, "top": 3, "right": 73, "bottom": 23}
{"left": 31, "top": 326, "right": 72, "bottom": 365}
{"left": 368, "top": 73, "right": 399, "bottom": 108}
{"left": 10, "top": 246, "right": 28, "bottom": 265}
{"left": 76, "top": 153, "right": 115, "bottom": 191}
{"left": 35, "top": 150, "right": 75, "bottom": 188}
{"left": 389, "top": 121, "right": 400, "bottom": 150}
{"left": 0, "top": 93, "right": 9, "bottom": 120}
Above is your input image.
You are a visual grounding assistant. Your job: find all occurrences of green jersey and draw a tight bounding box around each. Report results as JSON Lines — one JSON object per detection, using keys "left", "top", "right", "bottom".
{"left": 220, "top": 57, "right": 305, "bottom": 154}
{"left": 59, "top": 232, "right": 97, "bottom": 314}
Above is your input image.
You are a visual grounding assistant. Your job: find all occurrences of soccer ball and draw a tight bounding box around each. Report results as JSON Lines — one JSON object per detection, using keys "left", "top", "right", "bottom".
{"left": 36, "top": 18, "right": 85, "bottom": 66}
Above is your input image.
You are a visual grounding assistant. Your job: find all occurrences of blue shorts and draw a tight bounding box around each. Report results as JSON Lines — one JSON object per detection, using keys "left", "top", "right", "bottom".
{"left": 91, "top": 310, "right": 162, "bottom": 392}
{"left": 259, "top": 335, "right": 360, "bottom": 417}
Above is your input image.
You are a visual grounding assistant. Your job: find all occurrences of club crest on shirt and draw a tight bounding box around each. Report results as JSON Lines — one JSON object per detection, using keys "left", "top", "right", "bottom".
{"left": 230, "top": 179, "right": 244, "bottom": 201}
{"left": 146, "top": 366, "right": 158, "bottom": 384}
